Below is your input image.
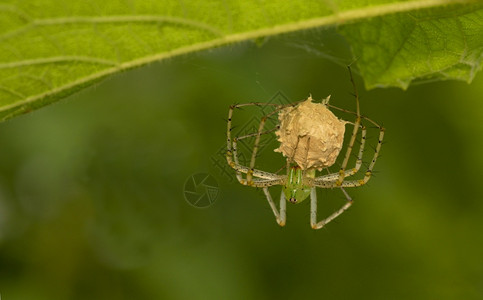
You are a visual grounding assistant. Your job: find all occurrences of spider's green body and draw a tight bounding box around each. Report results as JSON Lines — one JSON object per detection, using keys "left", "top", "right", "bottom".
{"left": 284, "top": 167, "right": 315, "bottom": 204}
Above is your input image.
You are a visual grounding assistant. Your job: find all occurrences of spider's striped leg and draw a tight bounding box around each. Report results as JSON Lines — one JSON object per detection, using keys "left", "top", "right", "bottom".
{"left": 263, "top": 187, "right": 287, "bottom": 226}
{"left": 226, "top": 99, "right": 304, "bottom": 186}
{"left": 336, "top": 66, "right": 361, "bottom": 186}
{"left": 231, "top": 129, "right": 282, "bottom": 184}
{"left": 226, "top": 102, "right": 281, "bottom": 184}
{"left": 244, "top": 178, "right": 285, "bottom": 187}
{"left": 310, "top": 187, "right": 353, "bottom": 229}
{"left": 341, "top": 125, "right": 385, "bottom": 187}
{"left": 314, "top": 123, "right": 366, "bottom": 183}
{"left": 246, "top": 101, "right": 302, "bottom": 185}
{"left": 341, "top": 123, "right": 365, "bottom": 177}
{"left": 324, "top": 92, "right": 385, "bottom": 181}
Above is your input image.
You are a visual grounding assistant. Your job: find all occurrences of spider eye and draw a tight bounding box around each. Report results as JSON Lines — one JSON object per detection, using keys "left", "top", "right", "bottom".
{"left": 289, "top": 198, "right": 297, "bottom": 203}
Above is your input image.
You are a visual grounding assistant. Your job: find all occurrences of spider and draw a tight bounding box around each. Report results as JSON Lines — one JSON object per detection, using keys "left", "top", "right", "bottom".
{"left": 226, "top": 67, "right": 385, "bottom": 229}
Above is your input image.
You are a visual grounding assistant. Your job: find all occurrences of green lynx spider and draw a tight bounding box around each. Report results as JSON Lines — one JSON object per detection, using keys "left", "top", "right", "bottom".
{"left": 226, "top": 67, "right": 385, "bottom": 229}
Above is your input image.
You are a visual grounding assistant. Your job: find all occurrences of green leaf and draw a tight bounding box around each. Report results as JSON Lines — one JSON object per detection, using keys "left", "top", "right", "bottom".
{"left": 340, "top": 3, "right": 483, "bottom": 89}
{"left": 0, "top": 0, "right": 481, "bottom": 121}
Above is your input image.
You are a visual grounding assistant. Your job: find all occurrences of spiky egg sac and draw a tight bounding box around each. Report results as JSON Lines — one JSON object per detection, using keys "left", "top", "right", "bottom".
{"left": 274, "top": 96, "right": 347, "bottom": 170}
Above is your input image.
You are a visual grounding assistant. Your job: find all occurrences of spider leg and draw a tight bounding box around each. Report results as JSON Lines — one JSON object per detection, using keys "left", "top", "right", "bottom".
{"left": 263, "top": 187, "right": 286, "bottom": 226}
{"left": 232, "top": 134, "right": 282, "bottom": 180}
{"left": 336, "top": 66, "right": 361, "bottom": 186}
{"left": 226, "top": 102, "right": 282, "bottom": 184}
{"left": 327, "top": 105, "right": 381, "bottom": 129}
{"left": 244, "top": 178, "right": 285, "bottom": 188}
{"left": 340, "top": 123, "right": 365, "bottom": 177}
{"left": 314, "top": 123, "right": 366, "bottom": 183}
{"left": 227, "top": 100, "right": 303, "bottom": 186}
{"left": 314, "top": 122, "right": 384, "bottom": 187}
{"left": 310, "top": 187, "right": 353, "bottom": 230}
{"left": 340, "top": 126, "right": 385, "bottom": 187}
{"left": 246, "top": 102, "right": 302, "bottom": 185}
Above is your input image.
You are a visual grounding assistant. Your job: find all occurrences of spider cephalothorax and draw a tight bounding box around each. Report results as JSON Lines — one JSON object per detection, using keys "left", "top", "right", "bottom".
{"left": 283, "top": 166, "right": 314, "bottom": 204}
{"left": 226, "top": 67, "right": 385, "bottom": 229}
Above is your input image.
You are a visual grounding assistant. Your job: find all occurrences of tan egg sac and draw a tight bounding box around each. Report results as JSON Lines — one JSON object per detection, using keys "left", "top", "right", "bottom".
{"left": 274, "top": 96, "right": 347, "bottom": 170}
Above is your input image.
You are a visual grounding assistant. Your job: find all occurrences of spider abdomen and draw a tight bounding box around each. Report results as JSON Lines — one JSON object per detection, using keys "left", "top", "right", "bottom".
{"left": 275, "top": 96, "right": 347, "bottom": 171}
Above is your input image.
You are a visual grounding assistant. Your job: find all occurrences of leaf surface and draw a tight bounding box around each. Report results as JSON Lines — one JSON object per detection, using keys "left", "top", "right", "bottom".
{"left": 0, "top": 0, "right": 481, "bottom": 121}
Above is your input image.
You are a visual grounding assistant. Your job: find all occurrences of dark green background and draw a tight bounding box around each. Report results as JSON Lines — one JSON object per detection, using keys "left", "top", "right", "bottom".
{"left": 0, "top": 29, "right": 482, "bottom": 299}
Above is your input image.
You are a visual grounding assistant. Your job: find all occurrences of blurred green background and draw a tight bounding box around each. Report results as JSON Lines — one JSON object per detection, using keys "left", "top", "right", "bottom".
{"left": 0, "top": 29, "right": 482, "bottom": 300}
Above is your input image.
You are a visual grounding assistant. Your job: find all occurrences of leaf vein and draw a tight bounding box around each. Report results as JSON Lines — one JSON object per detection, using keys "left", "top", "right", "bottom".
{"left": 0, "top": 15, "right": 225, "bottom": 43}
{"left": 0, "top": 56, "right": 119, "bottom": 69}
{"left": 0, "top": 85, "right": 25, "bottom": 99}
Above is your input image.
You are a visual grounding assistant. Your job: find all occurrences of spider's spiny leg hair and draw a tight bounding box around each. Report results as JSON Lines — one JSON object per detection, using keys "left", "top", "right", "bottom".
{"left": 368, "top": 144, "right": 378, "bottom": 152}
{"left": 360, "top": 161, "right": 371, "bottom": 169}
{"left": 348, "top": 91, "right": 358, "bottom": 98}
{"left": 366, "top": 124, "right": 382, "bottom": 130}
